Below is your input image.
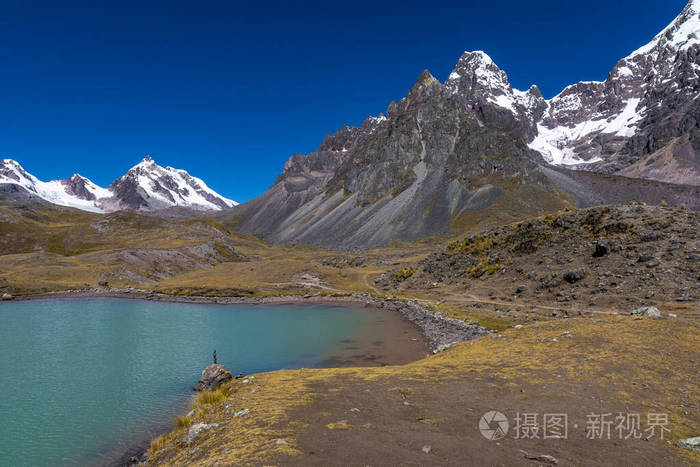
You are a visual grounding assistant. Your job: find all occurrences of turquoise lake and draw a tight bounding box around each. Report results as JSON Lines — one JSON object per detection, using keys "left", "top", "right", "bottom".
{"left": 0, "top": 299, "right": 422, "bottom": 467}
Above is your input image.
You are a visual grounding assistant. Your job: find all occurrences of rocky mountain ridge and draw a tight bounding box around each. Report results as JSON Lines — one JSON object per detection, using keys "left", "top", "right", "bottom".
{"left": 440, "top": 0, "right": 700, "bottom": 185}
{"left": 233, "top": 1, "right": 700, "bottom": 248}
{"left": 517, "top": 0, "right": 700, "bottom": 184}
{"left": 0, "top": 157, "right": 237, "bottom": 213}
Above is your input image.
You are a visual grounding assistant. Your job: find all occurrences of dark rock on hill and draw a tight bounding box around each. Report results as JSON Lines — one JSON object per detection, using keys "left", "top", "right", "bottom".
{"left": 61, "top": 174, "right": 99, "bottom": 201}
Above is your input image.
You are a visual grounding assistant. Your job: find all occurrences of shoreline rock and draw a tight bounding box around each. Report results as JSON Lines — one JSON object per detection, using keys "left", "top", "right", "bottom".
{"left": 193, "top": 364, "right": 232, "bottom": 392}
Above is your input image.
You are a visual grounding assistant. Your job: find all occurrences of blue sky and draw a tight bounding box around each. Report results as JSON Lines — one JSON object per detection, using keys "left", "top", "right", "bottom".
{"left": 0, "top": 0, "right": 687, "bottom": 202}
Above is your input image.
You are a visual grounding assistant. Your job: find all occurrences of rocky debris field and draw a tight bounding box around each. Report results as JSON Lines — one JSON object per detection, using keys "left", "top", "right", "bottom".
{"left": 390, "top": 204, "right": 698, "bottom": 313}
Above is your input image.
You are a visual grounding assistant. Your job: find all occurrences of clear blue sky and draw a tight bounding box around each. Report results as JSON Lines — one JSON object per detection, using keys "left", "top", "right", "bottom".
{"left": 0, "top": 0, "right": 687, "bottom": 202}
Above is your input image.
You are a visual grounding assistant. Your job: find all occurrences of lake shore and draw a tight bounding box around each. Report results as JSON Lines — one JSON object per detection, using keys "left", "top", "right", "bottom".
{"left": 7, "top": 288, "right": 490, "bottom": 467}
{"left": 9, "top": 288, "right": 491, "bottom": 351}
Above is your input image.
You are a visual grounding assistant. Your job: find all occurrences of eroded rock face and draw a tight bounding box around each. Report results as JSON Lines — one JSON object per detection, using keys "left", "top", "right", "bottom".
{"left": 193, "top": 364, "right": 232, "bottom": 391}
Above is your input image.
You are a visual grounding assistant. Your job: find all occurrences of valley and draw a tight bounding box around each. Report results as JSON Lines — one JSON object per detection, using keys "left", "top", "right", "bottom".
{"left": 1, "top": 1, "right": 699, "bottom": 466}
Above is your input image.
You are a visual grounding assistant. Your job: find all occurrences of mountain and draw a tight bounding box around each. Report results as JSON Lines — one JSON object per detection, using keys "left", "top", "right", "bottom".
{"left": 442, "top": 0, "right": 700, "bottom": 186}
{"left": 0, "top": 159, "right": 109, "bottom": 212}
{"left": 233, "top": 1, "right": 700, "bottom": 248}
{"left": 525, "top": 0, "right": 700, "bottom": 185}
{"left": 0, "top": 157, "right": 237, "bottom": 213}
{"left": 107, "top": 157, "right": 237, "bottom": 211}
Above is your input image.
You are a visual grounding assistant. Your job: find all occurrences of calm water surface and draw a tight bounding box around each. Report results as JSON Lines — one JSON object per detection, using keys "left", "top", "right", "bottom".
{"left": 0, "top": 299, "right": 398, "bottom": 467}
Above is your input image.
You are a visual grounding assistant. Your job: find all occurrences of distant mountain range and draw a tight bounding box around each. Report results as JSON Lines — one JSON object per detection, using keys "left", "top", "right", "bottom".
{"left": 0, "top": 157, "right": 237, "bottom": 212}
{"left": 233, "top": 0, "right": 700, "bottom": 247}
{"left": 2, "top": 1, "right": 699, "bottom": 250}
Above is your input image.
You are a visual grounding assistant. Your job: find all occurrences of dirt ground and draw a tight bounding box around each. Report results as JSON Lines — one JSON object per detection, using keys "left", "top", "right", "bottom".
{"left": 145, "top": 315, "right": 699, "bottom": 466}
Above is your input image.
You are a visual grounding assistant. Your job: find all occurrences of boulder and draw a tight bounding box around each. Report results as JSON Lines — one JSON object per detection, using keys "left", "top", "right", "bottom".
{"left": 563, "top": 269, "right": 585, "bottom": 284}
{"left": 515, "top": 285, "right": 527, "bottom": 294}
{"left": 185, "top": 422, "right": 219, "bottom": 444}
{"left": 593, "top": 238, "right": 611, "bottom": 257}
{"left": 630, "top": 306, "right": 662, "bottom": 318}
{"left": 677, "top": 436, "right": 700, "bottom": 451}
{"left": 98, "top": 280, "right": 109, "bottom": 287}
{"left": 193, "top": 363, "right": 232, "bottom": 391}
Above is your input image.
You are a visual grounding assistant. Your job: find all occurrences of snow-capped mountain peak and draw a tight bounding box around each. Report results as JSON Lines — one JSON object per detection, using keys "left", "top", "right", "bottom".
{"left": 109, "top": 156, "right": 238, "bottom": 211}
{"left": 436, "top": 0, "right": 699, "bottom": 185}
{"left": 0, "top": 156, "right": 238, "bottom": 212}
{"left": 445, "top": 50, "right": 512, "bottom": 97}
{"left": 445, "top": 51, "right": 547, "bottom": 140}
{"left": 0, "top": 159, "right": 107, "bottom": 212}
{"left": 453, "top": 0, "right": 700, "bottom": 184}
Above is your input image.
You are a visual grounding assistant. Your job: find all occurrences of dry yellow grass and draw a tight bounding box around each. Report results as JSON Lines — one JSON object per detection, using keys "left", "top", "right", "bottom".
{"left": 145, "top": 316, "right": 699, "bottom": 465}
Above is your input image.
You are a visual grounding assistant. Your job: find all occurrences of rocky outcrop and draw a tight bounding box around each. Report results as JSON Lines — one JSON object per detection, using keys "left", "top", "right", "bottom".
{"left": 193, "top": 364, "right": 232, "bottom": 391}
{"left": 60, "top": 174, "right": 99, "bottom": 201}
{"left": 630, "top": 306, "right": 662, "bottom": 318}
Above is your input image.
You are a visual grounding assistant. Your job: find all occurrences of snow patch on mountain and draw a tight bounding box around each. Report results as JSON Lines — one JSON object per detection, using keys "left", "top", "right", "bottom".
{"left": 529, "top": 122, "right": 603, "bottom": 165}
{"left": 602, "top": 98, "right": 643, "bottom": 137}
